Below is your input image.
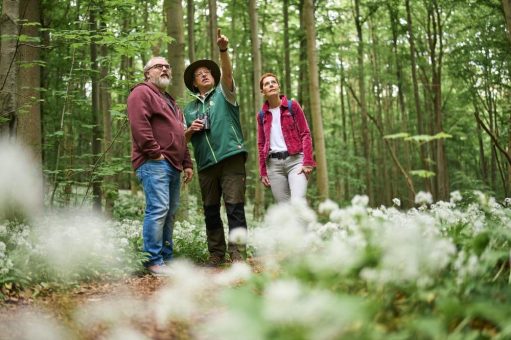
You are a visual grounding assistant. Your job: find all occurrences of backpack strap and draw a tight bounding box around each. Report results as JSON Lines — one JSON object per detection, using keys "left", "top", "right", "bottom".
{"left": 258, "top": 109, "right": 264, "bottom": 126}
{"left": 259, "top": 98, "right": 295, "bottom": 129}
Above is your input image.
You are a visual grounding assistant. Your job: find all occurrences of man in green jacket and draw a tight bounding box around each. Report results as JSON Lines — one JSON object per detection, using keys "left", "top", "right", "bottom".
{"left": 184, "top": 29, "right": 247, "bottom": 267}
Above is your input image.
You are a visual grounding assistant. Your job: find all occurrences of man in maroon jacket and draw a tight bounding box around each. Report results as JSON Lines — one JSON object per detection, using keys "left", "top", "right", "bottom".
{"left": 127, "top": 56, "right": 193, "bottom": 276}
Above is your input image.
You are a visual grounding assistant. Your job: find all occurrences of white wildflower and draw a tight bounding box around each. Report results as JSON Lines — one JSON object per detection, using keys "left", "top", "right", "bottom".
{"left": 152, "top": 260, "right": 213, "bottom": 324}
{"left": 213, "top": 262, "right": 252, "bottom": 286}
{"left": 105, "top": 327, "right": 149, "bottom": 340}
{"left": 473, "top": 190, "right": 487, "bottom": 206}
{"left": 360, "top": 219, "right": 456, "bottom": 287}
{"left": 253, "top": 201, "right": 317, "bottom": 261}
{"left": 351, "top": 195, "right": 369, "bottom": 207}
{"left": 453, "top": 251, "right": 480, "bottom": 285}
{"left": 318, "top": 199, "right": 339, "bottom": 214}
{"left": 0, "top": 310, "right": 72, "bottom": 340}
{"left": 415, "top": 191, "right": 433, "bottom": 205}
{"left": 30, "top": 210, "right": 126, "bottom": 278}
{"left": 0, "top": 140, "right": 43, "bottom": 217}
{"left": 262, "top": 279, "right": 366, "bottom": 340}
{"left": 450, "top": 190, "right": 462, "bottom": 203}
{"left": 228, "top": 227, "right": 247, "bottom": 245}
{"left": 392, "top": 198, "right": 401, "bottom": 207}
{"left": 74, "top": 296, "right": 145, "bottom": 330}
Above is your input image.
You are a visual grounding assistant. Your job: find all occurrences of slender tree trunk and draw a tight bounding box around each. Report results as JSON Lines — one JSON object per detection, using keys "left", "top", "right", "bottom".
{"left": 283, "top": 0, "right": 291, "bottom": 95}
{"left": 353, "top": 0, "right": 372, "bottom": 204}
{"left": 369, "top": 18, "right": 391, "bottom": 206}
{"left": 503, "top": 0, "right": 511, "bottom": 45}
{"left": 166, "top": 0, "right": 185, "bottom": 98}
{"left": 427, "top": 1, "right": 449, "bottom": 200}
{"left": 339, "top": 58, "right": 348, "bottom": 201}
{"left": 388, "top": 3, "right": 413, "bottom": 206}
{"left": 17, "top": 0, "right": 41, "bottom": 168}
{"left": 166, "top": 0, "right": 189, "bottom": 219}
{"left": 208, "top": 0, "right": 218, "bottom": 62}
{"left": 89, "top": 5, "right": 103, "bottom": 211}
{"left": 297, "top": 0, "right": 309, "bottom": 112}
{"left": 99, "top": 20, "right": 113, "bottom": 215}
{"left": 303, "top": 0, "right": 328, "bottom": 201}
{"left": 0, "top": 0, "right": 19, "bottom": 137}
{"left": 502, "top": 1, "right": 511, "bottom": 192}
{"left": 248, "top": 0, "right": 265, "bottom": 217}
{"left": 187, "top": 0, "right": 196, "bottom": 62}
{"left": 474, "top": 105, "right": 488, "bottom": 184}
{"left": 406, "top": 0, "right": 431, "bottom": 195}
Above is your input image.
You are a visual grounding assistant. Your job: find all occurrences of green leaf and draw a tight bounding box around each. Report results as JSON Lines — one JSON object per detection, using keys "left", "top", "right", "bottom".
{"left": 410, "top": 170, "right": 436, "bottom": 178}
{"left": 384, "top": 132, "right": 410, "bottom": 140}
{"left": 405, "top": 132, "right": 453, "bottom": 143}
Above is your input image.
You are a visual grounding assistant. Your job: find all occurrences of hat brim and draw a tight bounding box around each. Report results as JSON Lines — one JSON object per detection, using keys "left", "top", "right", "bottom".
{"left": 184, "top": 59, "right": 221, "bottom": 93}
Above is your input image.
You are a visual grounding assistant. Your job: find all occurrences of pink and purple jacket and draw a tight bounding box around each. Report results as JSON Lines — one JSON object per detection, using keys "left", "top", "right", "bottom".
{"left": 257, "top": 95, "right": 316, "bottom": 177}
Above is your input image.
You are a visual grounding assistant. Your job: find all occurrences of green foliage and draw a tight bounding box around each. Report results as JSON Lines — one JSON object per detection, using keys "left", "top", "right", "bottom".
{"left": 112, "top": 191, "right": 145, "bottom": 220}
{"left": 410, "top": 170, "right": 436, "bottom": 178}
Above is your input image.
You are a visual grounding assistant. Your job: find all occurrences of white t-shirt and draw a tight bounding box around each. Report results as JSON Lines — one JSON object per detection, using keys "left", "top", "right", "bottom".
{"left": 269, "top": 107, "right": 287, "bottom": 152}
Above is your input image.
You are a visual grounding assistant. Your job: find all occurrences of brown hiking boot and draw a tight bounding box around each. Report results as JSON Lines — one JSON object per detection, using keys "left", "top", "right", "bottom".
{"left": 228, "top": 243, "right": 246, "bottom": 263}
{"left": 204, "top": 254, "right": 226, "bottom": 268}
{"left": 229, "top": 250, "right": 245, "bottom": 262}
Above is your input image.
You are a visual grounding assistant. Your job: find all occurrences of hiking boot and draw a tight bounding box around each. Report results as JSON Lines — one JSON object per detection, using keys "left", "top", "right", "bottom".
{"left": 228, "top": 243, "right": 246, "bottom": 263}
{"left": 229, "top": 250, "right": 245, "bottom": 262}
{"left": 147, "top": 264, "right": 172, "bottom": 277}
{"left": 204, "top": 254, "right": 226, "bottom": 268}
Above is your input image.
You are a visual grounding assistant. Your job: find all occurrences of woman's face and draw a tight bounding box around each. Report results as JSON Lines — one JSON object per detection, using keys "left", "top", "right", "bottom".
{"left": 260, "top": 76, "right": 280, "bottom": 98}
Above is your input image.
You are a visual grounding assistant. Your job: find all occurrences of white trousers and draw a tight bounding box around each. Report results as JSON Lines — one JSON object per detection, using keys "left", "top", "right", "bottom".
{"left": 266, "top": 153, "right": 308, "bottom": 203}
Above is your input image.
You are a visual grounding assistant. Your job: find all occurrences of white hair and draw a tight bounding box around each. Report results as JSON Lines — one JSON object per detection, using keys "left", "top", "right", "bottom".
{"left": 143, "top": 56, "right": 168, "bottom": 79}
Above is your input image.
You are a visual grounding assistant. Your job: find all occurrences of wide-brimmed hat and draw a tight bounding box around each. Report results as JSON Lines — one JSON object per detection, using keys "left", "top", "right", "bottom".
{"left": 184, "top": 59, "right": 221, "bottom": 93}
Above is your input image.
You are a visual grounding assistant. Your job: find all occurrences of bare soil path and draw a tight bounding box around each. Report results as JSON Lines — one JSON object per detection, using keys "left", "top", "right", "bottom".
{"left": 0, "top": 275, "right": 192, "bottom": 340}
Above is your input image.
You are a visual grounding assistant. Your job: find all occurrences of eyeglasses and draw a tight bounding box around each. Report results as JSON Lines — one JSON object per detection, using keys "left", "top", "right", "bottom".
{"left": 149, "top": 64, "right": 172, "bottom": 71}
{"left": 194, "top": 70, "right": 211, "bottom": 78}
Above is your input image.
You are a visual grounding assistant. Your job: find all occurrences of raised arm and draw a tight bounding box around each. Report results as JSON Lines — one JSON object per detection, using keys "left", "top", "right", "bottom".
{"left": 217, "top": 28, "right": 233, "bottom": 92}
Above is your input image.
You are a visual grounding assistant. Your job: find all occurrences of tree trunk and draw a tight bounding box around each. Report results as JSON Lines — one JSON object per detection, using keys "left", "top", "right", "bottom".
{"left": 187, "top": 0, "right": 196, "bottom": 62}
{"left": 89, "top": 5, "right": 103, "bottom": 211}
{"left": 0, "top": 0, "right": 19, "bottom": 137}
{"left": 165, "top": 0, "right": 185, "bottom": 98}
{"left": 166, "top": 0, "right": 188, "bottom": 220}
{"left": 208, "top": 0, "right": 218, "bottom": 62}
{"left": 283, "top": 0, "right": 291, "bottom": 95}
{"left": 303, "top": 0, "right": 329, "bottom": 201}
{"left": 427, "top": 1, "right": 449, "bottom": 200}
{"left": 297, "top": 0, "right": 309, "bottom": 112}
{"left": 248, "top": 0, "right": 265, "bottom": 217}
{"left": 99, "top": 19, "right": 114, "bottom": 215}
{"left": 503, "top": 0, "right": 511, "bottom": 45}
{"left": 406, "top": 0, "right": 431, "bottom": 195}
{"left": 16, "top": 0, "right": 41, "bottom": 167}
{"left": 388, "top": 2, "right": 414, "bottom": 206}
{"left": 354, "top": 0, "right": 372, "bottom": 204}
{"left": 339, "top": 58, "right": 348, "bottom": 201}
{"left": 369, "top": 18, "right": 391, "bottom": 206}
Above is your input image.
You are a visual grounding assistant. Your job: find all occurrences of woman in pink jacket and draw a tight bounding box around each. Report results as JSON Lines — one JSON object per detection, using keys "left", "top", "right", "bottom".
{"left": 257, "top": 73, "right": 316, "bottom": 203}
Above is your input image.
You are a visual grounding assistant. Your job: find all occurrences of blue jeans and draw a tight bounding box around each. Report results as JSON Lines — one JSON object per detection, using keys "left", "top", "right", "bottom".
{"left": 135, "top": 159, "right": 181, "bottom": 266}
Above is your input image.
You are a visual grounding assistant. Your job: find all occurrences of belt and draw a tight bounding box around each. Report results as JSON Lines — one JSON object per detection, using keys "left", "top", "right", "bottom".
{"left": 269, "top": 151, "right": 289, "bottom": 160}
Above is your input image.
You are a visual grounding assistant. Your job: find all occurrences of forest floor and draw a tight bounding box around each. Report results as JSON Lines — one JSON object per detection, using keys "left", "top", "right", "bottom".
{"left": 0, "top": 273, "right": 214, "bottom": 340}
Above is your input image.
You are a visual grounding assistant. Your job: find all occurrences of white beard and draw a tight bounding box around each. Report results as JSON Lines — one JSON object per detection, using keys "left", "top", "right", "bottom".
{"left": 155, "top": 76, "right": 171, "bottom": 89}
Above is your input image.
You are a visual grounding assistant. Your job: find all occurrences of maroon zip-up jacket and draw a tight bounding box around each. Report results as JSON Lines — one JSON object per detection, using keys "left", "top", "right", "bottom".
{"left": 127, "top": 81, "right": 193, "bottom": 171}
